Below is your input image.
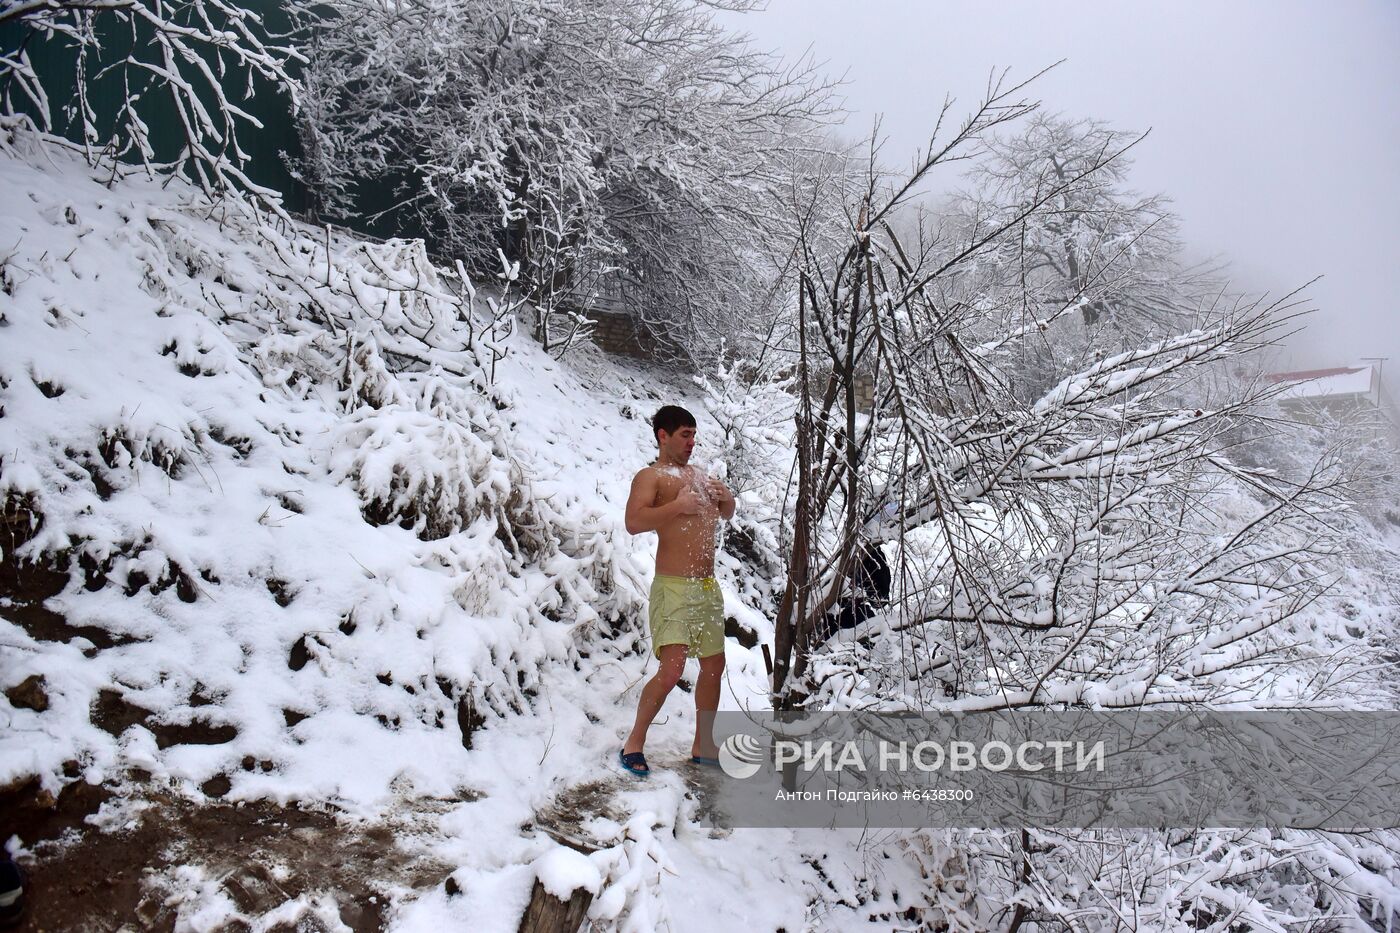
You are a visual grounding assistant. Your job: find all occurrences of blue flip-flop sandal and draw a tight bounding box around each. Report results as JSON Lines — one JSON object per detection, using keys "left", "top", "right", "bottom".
{"left": 619, "top": 749, "right": 650, "bottom": 776}
{"left": 690, "top": 756, "right": 721, "bottom": 768}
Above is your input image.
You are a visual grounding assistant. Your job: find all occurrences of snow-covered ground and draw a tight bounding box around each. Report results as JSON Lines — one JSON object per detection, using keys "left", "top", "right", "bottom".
{"left": 0, "top": 127, "right": 950, "bottom": 930}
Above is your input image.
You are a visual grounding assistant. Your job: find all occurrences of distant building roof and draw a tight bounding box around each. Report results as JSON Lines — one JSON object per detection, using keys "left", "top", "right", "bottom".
{"left": 1265, "top": 364, "right": 1377, "bottom": 402}
{"left": 1264, "top": 366, "right": 1366, "bottom": 384}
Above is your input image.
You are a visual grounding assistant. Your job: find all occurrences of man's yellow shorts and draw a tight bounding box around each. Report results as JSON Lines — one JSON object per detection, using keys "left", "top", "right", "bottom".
{"left": 648, "top": 574, "right": 725, "bottom": 659}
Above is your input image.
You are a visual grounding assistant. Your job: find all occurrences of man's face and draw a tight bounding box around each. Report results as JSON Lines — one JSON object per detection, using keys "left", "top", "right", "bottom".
{"left": 658, "top": 426, "right": 696, "bottom": 464}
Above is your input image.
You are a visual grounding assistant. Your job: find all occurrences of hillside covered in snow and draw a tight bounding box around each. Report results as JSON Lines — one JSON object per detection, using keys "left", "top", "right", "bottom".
{"left": 0, "top": 128, "right": 855, "bottom": 930}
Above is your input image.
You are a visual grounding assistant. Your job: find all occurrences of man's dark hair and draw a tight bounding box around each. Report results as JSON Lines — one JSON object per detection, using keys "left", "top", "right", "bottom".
{"left": 651, "top": 405, "right": 696, "bottom": 442}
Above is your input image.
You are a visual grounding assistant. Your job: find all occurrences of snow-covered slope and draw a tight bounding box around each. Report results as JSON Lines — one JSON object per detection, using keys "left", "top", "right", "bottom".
{"left": 2, "top": 139, "right": 624, "bottom": 806}
{"left": 0, "top": 130, "right": 889, "bottom": 930}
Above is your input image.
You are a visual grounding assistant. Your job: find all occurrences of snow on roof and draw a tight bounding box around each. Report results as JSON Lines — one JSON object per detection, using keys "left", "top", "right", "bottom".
{"left": 1266, "top": 364, "right": 1377, "bottom": 402}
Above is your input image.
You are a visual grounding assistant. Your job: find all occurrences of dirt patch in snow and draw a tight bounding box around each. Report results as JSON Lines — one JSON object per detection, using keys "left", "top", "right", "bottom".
{"left": 15, "top": 788, "right": 458, "bottom": 931}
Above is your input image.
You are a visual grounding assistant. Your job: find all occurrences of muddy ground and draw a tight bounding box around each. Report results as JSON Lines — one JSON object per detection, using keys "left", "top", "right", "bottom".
{"left": 5, "top": 779, "right": 460, "bottom": 932}
{"left": 0, "top": 518, "right": 456, "bottom": 931}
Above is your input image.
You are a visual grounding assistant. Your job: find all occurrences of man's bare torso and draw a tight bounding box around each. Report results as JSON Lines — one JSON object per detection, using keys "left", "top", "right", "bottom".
{"left": 646, "top": 464, "right": 720, "bottom": 577}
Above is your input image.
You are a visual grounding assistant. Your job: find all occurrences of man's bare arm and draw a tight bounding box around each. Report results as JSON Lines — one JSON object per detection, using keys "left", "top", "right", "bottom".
{"left": 624, "top": 469, "right": 698, "bottom": 534}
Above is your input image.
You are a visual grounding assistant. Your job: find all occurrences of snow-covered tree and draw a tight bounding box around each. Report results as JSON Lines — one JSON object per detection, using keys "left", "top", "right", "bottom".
{"left": 945, "top": 113, "right": 1226, "bottom": 400}
{"left": 763, "top": 75, "right": 1345, "bottom": 715}
{"left": 0, "top": 0, "right": 302, "bottom": 207}
{"left": 290, "top": 0, "right": 839, "bottom": 356}
{"left": 750, "top": 79, "right": 1399, "bottom": 932}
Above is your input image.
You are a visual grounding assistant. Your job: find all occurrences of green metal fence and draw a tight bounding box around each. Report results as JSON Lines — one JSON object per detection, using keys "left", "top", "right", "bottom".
{"left": 1, "top": 0, "right": 309, "bottom": 213}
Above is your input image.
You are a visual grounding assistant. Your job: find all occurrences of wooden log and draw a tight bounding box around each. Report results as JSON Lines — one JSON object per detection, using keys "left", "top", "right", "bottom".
{"left": 516, "top": 879, "right": 593, "bottom": 933}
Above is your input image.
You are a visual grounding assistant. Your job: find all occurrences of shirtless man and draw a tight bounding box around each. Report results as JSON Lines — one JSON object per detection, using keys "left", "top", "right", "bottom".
{"left": 619, "top": 405, "right": 735, "bottom": 776}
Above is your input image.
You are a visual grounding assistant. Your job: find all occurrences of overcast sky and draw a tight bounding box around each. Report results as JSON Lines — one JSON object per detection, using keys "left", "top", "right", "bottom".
{"left": 726, "top": 0, "right": 1400, "bottom": 375}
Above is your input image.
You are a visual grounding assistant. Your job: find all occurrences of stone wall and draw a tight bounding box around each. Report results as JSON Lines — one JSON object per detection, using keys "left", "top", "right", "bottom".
{"left": 854, "top": 374, "right": 876, "bottom": 413}
{"left": 586, "top": 308, "right": 661, "bottom": 360}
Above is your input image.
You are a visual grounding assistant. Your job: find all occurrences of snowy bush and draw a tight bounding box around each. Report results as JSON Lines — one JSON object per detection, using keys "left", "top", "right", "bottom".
{"left": 696, "top": 354, "right": 794, "bottom": 618}
{"left": 328, "top": 337, "right": 527, "bottom": 545}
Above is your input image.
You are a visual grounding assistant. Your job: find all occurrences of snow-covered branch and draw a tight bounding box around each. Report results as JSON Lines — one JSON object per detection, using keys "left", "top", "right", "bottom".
{"left": 1, "top": 0, "right": 302, "bottom": 209}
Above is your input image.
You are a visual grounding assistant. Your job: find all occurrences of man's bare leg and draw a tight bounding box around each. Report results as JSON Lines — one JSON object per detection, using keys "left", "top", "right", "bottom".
{"left": 692, "top": 650, "right": 725, "bottom": 759}
{"left": 624, "top": 644, "right": 687, "bottom": 756}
